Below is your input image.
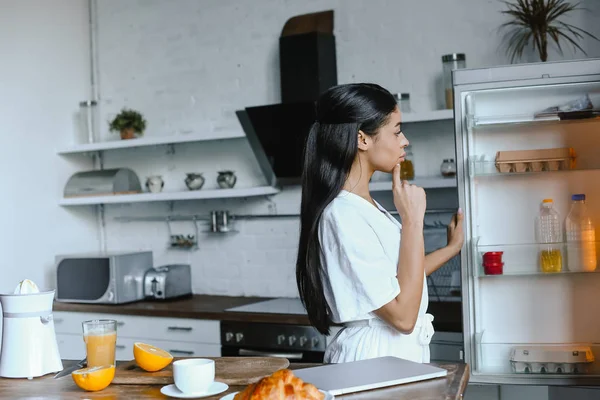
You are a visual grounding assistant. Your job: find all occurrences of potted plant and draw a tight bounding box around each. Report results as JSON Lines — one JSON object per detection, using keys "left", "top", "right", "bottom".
{"left": 499, "top": 0, "right": 599, "bottom": 63}
{"left": 109, "top": 108, "right": 147, "bottom": 140}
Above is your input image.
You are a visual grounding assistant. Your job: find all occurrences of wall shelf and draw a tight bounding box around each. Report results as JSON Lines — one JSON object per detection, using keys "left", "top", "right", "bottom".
{"left": 369, "top": 176, "right": 457, "bottom": 191}
{"left": 57, "top": 132, "right": 245, "bottom": 155}
{"left": 402, "top": 109, "right": 454, "bottom": 123}
{"left": 59, "top": 186, "right": 280, "bottom": 206}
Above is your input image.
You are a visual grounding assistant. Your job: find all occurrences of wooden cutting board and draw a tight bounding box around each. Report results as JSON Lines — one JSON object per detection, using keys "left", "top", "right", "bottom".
{"left": 112, "top": 357, "right": 290, "bottom": 385}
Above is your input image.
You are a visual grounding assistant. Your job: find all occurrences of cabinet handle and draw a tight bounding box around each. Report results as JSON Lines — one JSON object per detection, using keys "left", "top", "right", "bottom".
{"left": 116, "top": 345, "right": 126, "bottom": 350}
{"left": 116, "top": 321, "right": 125, "bottom": 327}
{"left": 54, "top": 318, "right": 64, "bottom": 323}
{"left": 167, "top": 326, "right": 193, "bottom": 332}
{"left": 169, "top": 349, "right": 194, "bottom": 355}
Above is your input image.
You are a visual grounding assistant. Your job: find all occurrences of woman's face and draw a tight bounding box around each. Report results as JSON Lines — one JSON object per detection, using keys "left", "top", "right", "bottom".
{"left": 365, "top": 106, "right": 409, "bottom": 173}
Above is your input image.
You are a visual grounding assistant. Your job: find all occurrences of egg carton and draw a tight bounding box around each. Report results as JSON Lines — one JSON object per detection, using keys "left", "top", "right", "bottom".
{"left": 511, "top": 361, "right": 592, "bottom": 374}
{"left": 510, "top": 345, "right": 594, "bottom": 375}
{"left": 495, "top": 148, "right": 576, "bottom": 173}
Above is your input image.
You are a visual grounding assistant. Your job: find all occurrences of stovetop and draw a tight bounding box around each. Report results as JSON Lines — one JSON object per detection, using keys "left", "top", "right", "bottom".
{"left": 225, "top": 297, "right": 307, "bottom": 315}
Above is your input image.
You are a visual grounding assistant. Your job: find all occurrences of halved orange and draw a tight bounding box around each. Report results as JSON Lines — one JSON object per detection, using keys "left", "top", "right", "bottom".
{"left": 133, "top": 342, "right": 174, "bottom": 372}
{"left": 72, "top": 364, "right": 115, "bottom": 392}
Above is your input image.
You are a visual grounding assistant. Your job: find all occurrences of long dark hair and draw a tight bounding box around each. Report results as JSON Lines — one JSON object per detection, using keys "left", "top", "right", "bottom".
{"left": 296, "top": 83, "right": 397, "bottom": 334}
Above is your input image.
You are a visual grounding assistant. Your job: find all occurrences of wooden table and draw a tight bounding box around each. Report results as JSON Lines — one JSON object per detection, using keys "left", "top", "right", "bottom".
{"left": 0, "top": 360, "right": 470, "bottom": 400}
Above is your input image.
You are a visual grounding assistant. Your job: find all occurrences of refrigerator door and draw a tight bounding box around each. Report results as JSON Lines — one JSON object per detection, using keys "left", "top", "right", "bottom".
{"left": 453, "top": 58, "right": 600, "bottom": 386}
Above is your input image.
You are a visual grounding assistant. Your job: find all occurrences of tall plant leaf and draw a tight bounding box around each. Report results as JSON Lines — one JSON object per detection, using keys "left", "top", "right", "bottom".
{"left": 498, "top": 0, "right": 599, "bottom": 62}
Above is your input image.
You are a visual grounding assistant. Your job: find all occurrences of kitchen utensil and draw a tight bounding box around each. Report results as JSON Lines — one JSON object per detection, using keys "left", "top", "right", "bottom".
{"left": 144, "top": 264, "right": 192, "bottom": 300}
{"left": 185, "top": 173, "right": 205, "bottom": 190}
{"left": 440, "top": 159, "right": 456, "bottom": 177}
{"left": 483, "top": 251, "right": 504, "bottom": 264}
{"left": 146, "top": 176, "right": 164, "bottom": 193}
{"left": 217, "top": 171, "right": 237, "bottom": 189}
{"left": 53, "top": 358, "right": 87, "bottom": 379}
{"left": 173, "top": 359, "right": 215, "bottom": 394}
{"left": 161, "top": 382, "right": 228, "bottom": 399}
{"left": 442, "top": 53, "right": 466, "bottom": 109}
{"left": 63, "top": 168, "right": 142, "bottom": 197}
{"left": 55, "top": 251, "right": 152, "bottom": 304}
{"left": 0, "top": 280, "right": 63, "bottom": 378}
{"left": 112, "top": 357, "right": 289, "bottom": 385}
{"left": 210, "top": 211, "right": 233, "bottom": 233}
{"left": 83, "top": 319, "right": 117, "bottom": 368}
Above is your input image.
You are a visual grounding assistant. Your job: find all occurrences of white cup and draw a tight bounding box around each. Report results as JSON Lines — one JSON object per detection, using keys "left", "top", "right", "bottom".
{"left": 173, "top": 359, "right": 215, "bottom": 394}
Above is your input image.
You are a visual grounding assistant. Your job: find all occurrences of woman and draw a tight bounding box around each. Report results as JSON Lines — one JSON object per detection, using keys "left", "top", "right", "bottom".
{"left": 296, "top": 83, "right": 464, "bottom": 364}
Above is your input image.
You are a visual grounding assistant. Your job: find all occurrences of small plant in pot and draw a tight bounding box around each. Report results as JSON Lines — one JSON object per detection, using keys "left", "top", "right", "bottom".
{"left": 109, "top": 108, "right": 147, "bottom": 140}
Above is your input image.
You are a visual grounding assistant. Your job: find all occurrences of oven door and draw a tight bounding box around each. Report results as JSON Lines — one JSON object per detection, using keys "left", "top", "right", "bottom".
{"left": 221, "top": 345, "right": 324, "bottom": 363}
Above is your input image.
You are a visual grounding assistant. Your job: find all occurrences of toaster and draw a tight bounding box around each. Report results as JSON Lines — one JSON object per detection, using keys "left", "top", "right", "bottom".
{"left": 144, "top": 264, "right": 192, "bottom": 300}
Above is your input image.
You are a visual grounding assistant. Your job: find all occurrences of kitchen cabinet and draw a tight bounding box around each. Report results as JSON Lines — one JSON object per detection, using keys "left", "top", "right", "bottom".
{"left": 54, "top": 312, "right": 221, "bottom": 361}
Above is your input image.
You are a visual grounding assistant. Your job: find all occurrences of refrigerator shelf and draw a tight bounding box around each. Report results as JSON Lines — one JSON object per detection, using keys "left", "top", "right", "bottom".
{"left": 474, "top": 241, "right": 600, "bottom": 277}
{"left": 471, "top": 111, "right": 600, "bottom": 129}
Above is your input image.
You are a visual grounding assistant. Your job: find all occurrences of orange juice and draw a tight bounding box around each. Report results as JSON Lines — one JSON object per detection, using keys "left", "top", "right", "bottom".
{"left": 84, "top": 332, "right": 117, "bottom": 367}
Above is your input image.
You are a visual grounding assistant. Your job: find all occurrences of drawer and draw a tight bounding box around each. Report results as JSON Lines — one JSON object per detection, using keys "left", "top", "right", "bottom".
{"left": 53, "top": 312, "right": 130, "bottom": 335}
{"left": 142, "top": 339, "right": 221, "bottom": 358}
{"left": 56, "top": 333, "right": 85, "bottom": 361}
{"left": 53, "top": 312, "right": 220, "bottom": 344}
{"left": 114, "top": 338, "right": 221, "bottom": 359}
{"left": 55, "top": 333, "right": 139, "bottom": 362}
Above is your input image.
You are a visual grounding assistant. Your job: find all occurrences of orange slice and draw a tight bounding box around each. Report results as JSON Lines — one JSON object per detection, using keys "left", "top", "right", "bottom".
{"left": 71, "top": 365, "right": 115, "bottom": 392}
{"left": 133, "top": 342, "right": 174, "bottom": 372}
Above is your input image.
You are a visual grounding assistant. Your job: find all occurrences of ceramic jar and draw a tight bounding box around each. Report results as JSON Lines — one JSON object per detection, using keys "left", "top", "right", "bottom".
{"left": 217, "top": 171, "right": 237, "bottom": 189}
{"left": 185, "top": 173, "right": 205, "bottom": 190}
{"left": 146, "top": 176, "right": 164, "bottom": 193}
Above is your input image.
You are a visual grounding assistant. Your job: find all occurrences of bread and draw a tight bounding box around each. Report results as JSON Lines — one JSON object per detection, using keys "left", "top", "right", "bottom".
{"left": 234, "top": 369, "right": 324, "bottom": 400}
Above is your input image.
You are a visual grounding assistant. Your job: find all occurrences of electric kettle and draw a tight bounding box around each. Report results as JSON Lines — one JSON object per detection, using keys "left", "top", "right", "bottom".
{"left": 0, "top": 279, "right": 63, "bottom": 378}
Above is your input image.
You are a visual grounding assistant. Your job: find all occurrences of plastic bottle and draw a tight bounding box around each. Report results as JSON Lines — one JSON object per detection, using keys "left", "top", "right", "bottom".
{"left": 565, "top": 194, "right": 597, "bottom": 272}
{"left": 537, "top": 199, "right": 563, "bottom": 273}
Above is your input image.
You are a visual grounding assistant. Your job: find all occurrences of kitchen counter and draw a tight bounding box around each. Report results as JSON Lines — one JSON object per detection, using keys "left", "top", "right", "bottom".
{"left": 53, "top": 295, "right": 463, "bottom": 332}
{"left": 0, "top": 360, "right": 470, "bottom": 399}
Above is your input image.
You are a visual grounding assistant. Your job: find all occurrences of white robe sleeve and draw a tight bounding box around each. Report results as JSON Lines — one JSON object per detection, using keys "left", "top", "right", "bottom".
{"left": 319, "top": 205, "right": 401, "bottom": 322}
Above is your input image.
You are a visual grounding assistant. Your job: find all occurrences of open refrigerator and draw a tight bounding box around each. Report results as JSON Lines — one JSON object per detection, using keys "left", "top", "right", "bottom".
{"left": 452, "top": 58, "right": 600, "bottom": 386}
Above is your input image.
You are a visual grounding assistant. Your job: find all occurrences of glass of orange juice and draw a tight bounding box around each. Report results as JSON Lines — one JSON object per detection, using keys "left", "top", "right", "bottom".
{"left": 82, "top": 319, "right": 117, "bottom": 367}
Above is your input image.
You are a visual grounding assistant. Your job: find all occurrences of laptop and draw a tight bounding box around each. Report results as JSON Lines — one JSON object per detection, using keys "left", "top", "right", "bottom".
{"left": 293, "top": 356, "right": 448, "bottom": 396}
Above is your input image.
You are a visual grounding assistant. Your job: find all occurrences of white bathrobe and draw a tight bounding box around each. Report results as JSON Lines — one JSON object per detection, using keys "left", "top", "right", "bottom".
{"left": 318, "top": 190, "right": 434, "bottom": 364}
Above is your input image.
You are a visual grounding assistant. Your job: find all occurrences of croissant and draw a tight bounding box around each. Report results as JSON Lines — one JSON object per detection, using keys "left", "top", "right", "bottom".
{"left": 234, "top": 369, "right": 324, "bottom": 400}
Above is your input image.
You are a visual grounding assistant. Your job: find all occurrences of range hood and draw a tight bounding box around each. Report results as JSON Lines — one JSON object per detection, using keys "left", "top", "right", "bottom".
{"left": 236, "top": 10, "right": 337, "bottom": 187}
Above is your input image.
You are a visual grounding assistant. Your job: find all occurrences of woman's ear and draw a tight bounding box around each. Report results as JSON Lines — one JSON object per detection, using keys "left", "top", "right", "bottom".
{"left": 357, "top": 130, "right": 369, "bottom": 151}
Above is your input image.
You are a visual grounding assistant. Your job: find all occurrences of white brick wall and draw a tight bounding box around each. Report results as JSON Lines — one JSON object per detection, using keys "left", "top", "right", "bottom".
{"left": 90, "top": 0, "right": 600, "bottom": 297}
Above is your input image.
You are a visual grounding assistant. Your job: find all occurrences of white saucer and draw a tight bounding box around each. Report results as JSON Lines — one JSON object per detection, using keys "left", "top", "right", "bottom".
{"left": 160, "top": 382, "right": 229, "bottom": 399}
{"left": 220, "top": 389, "right": 334, "bottom": 400}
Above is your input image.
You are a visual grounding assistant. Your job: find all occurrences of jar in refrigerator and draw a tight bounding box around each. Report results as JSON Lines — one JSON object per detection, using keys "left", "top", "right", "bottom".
{"left": 400, "top": 145, "right": 414, "bottom": 180}
{"left": 536, "top": 198, "right": 563, "bottom": 273}
{"left": 442, "top": 53, "right": 466, "bottom": 109}
{"left": 565, "top": 194, "right": 597, "bottom": 272}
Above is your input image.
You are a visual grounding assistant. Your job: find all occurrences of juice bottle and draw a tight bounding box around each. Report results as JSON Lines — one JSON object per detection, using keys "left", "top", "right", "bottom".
{"left": 565, "top": 194, "right": 597, "bottom": 272}
{"left": 536, "top": 199, "right": 563, "bottom": 273}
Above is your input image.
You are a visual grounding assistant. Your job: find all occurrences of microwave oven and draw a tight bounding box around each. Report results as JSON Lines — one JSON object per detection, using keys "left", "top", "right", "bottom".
{"left": 55, "top": 251, "right": 152, "bottom": 304}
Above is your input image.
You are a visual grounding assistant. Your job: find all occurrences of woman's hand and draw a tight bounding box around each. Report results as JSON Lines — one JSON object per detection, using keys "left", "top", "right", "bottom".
{"left": 447, "top": 208, "right": 464, "bottom": 253}
{"left": 392, "top": 163, "right": 426, "bottom": 226}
